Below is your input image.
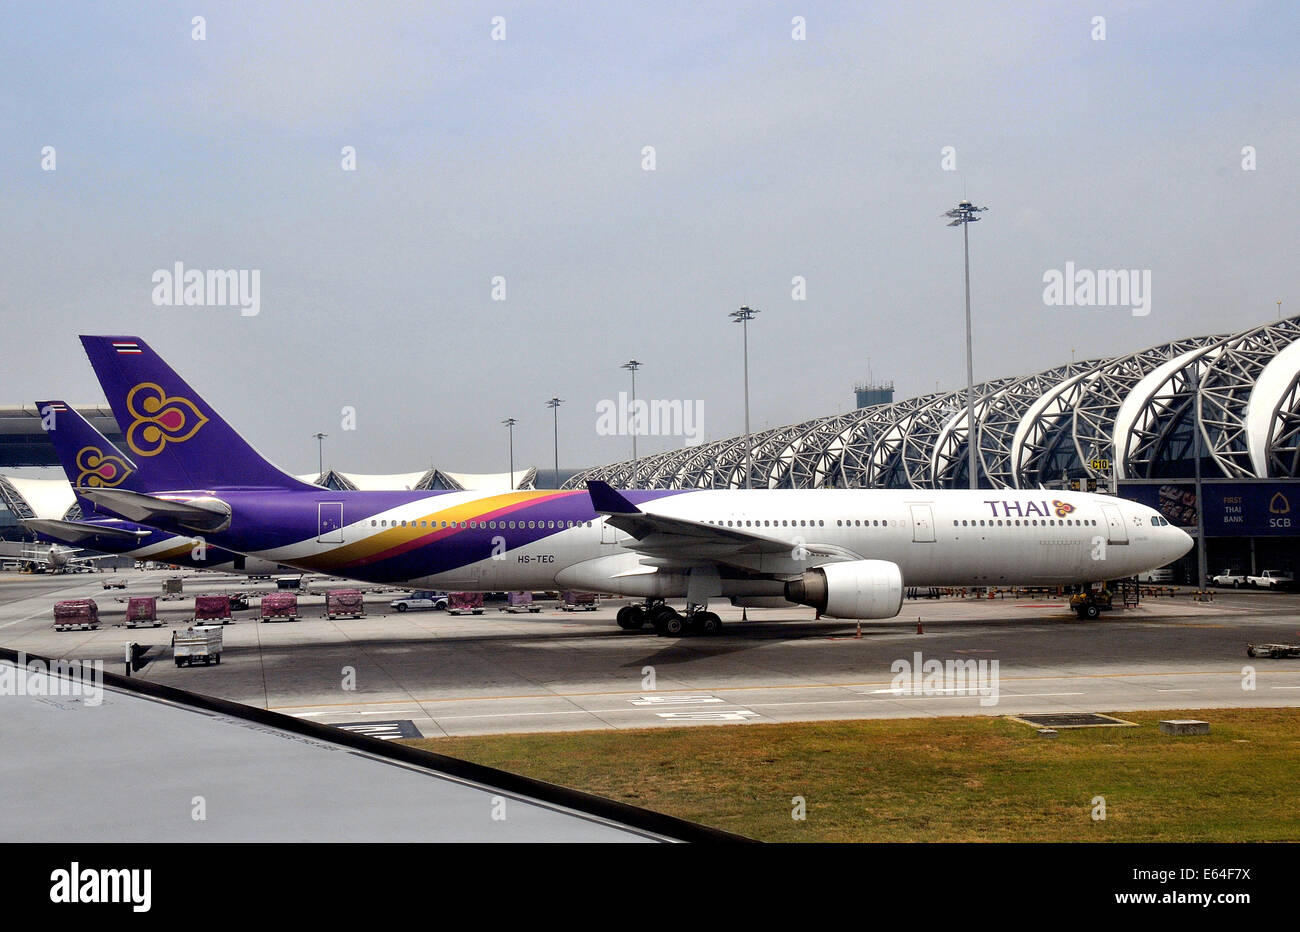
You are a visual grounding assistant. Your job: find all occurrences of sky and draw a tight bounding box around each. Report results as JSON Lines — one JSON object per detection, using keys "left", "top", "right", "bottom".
{"left": 2, "top": 1, "right": 1296, "bottom": 480}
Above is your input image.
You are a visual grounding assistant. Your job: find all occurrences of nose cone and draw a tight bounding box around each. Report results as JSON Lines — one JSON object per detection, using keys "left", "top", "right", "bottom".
{"left": 1171, "top": 526, "right": 1194, "bottom": 562}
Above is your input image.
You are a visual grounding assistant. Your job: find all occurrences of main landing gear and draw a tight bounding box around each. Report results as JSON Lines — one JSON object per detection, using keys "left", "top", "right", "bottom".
{"left": 615, "top": 599, "right": 722, "bottom": 637}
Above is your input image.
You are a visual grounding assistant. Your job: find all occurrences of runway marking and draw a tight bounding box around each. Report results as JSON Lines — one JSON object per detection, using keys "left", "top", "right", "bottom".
{"left": 889, "top": 691, "right": 1085, "bottom": 700}
{"left": 289, "top": 709, "right": 419, "bottom": 718}
{"left": 629, "top": 695, "right": 721, "bottom": 706}
{"left": 656, "top": 711, "right": 759, "bottom": 721}
{"left": 267, "top": 669, "right": 1300, "bottom": 714}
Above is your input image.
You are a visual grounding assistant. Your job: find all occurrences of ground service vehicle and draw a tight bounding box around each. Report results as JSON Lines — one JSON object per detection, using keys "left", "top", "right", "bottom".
{"left": 174, "top": 626, "right": 222, "bottom": 666}
{"left": 1247, "top": 570, "right": 1294, "bottom": 590}
{"left": 1069, "top": 588, "right": 1114, "bottom": 620}
{"left": 390, "top": 590, "right": 448, "bottom": 612}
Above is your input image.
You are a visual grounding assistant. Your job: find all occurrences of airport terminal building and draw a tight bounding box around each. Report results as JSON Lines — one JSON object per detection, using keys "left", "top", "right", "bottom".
{"left": 565, "top": 316, "right": 1300, "bottom": 583}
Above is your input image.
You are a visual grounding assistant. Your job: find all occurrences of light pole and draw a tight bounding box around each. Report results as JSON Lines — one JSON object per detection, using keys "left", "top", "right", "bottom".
{"left": 944, "top": 200, "right": 988, "bottom": 490}
{"left": 502, "top": 418, "right": 517, "bottom": 490}
{"left": 730, "top": 306, "right": 759, "bottom": 489}
{"left": 622, "top": 360, "right": 641, "bottom": 487}
{"left": 312, "top": 432, "right": 327, "bottom": 477}
{"left": 1189, "top": 368, "right": 1208, "bottom": 591}
{"left": 546, "top": 397, "right": 563, "bottom": 489}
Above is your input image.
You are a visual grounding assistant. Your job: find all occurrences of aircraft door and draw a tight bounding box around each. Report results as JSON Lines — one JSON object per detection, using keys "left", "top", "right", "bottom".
{"left": 318, "top": 502, "right": 344, "bottom": 543}
{"left": 1100, "top": 503, "right": 1128, "bottom": 545}
{"left": 910, "top": 504, "right": 936, "bottom": 543}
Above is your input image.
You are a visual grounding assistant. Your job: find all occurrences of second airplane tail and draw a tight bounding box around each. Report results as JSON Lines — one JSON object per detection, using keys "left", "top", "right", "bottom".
{"left": 79, "top": 336, "right": 316, "bottom": 491}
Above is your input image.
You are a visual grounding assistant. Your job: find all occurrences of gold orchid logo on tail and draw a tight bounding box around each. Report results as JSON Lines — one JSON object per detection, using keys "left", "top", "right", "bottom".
{"left": 75, "top": 446, "right": 133, "bottom": 488}
{"left": 125, "top": 382, "right": 209, "bottom": 456}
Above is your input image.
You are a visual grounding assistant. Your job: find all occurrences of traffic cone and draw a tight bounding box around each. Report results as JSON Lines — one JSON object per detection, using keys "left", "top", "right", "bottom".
{"left": 855, "top": 620, "right": 862, "bottom": 639}
{"left": 916, "top": 617, "right": 924, "bottom": 634}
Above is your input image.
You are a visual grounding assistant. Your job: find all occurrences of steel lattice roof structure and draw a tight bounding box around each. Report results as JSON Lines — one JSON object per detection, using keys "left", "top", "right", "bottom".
{"left": 565, "top": 316, "right": 1300, "bottom": 491}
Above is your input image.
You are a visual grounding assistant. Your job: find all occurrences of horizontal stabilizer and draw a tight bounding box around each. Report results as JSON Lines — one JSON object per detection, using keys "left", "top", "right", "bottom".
{"left": 82, "top": 488, "right": 232, "bottom": 533}
{"left": 21, "top": 518, "right": 150, "bottom": 543}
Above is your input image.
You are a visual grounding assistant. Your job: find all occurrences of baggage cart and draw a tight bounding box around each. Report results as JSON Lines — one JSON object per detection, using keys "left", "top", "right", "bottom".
{"left": 561, "top": 591, "right": 599, "bottom": 612}
{"left": 125, "top": 596, "right": 161, "bottom": 628}
{"left": 499, "top": 590, "right": 541, "bottom": 613}
{"left": 261, "top": 591, "right": 300, "bottom": 622}
{"left": 326, "top": 588, "right": 366, "bottom": 620}
{"left": 447, "top": 592, "right": 485, "bottom": 615}
{"left": 53, "top": 599, "right": 100, "bottom": 631}
{"left": 194, "top": 594, "right": 232, "bottom": 625}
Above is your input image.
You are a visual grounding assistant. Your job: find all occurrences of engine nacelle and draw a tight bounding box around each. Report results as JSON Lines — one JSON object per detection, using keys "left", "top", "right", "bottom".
{"left": 784, "top": 559, "right": 904, "bottom": 619}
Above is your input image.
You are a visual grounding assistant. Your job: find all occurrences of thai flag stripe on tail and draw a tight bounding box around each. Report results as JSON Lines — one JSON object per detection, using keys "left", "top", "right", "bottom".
{"left": 112, "top": 341, "right": 142, "bottom": 354}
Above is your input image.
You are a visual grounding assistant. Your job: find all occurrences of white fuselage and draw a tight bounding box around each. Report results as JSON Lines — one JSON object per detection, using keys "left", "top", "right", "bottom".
{"left": 254, "top": 488, "right": 1191, "bottom": 599}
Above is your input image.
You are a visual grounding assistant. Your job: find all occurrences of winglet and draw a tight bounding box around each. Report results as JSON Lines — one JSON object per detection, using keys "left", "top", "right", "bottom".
{"left": 586, "top": 480, "right": 641, "bottom": 514}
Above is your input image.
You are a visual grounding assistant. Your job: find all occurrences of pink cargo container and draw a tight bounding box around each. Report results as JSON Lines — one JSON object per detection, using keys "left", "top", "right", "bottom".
{"left": 500, "top": 590, "right": 540, "bottom": 613}
{"left": 126, "top": 596, "right": 160, "bottom": 628}
{"left": 447, "top": 592, "right": 485, "bottom": 615}
{"left": 53, "top": 599, "right": 100, "bottom": 631}
{"left": 194, "top": 595, "right": 232, "bottom": 624}
{"left": 261, "top": 591, "right": 300, "bottom": 622}
{"left": 326, "top": 588, "right": 365, "bottom": 620}
{"left": 561, "top": 591, "right": 599, "bottom": 611}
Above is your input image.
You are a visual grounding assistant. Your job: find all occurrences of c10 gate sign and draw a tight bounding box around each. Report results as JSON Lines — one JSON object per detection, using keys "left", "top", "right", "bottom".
{"left": 1119, "top": 482, "right": 1300, "bottom": 536}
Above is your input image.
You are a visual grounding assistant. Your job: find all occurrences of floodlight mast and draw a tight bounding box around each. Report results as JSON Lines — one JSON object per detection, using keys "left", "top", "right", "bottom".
{"left": 729, "top": 306, "right": 760, "bottom": 489}
{"left": 621, "top": 360, "right": 642, "bottom": 486}
{"left": 502, "top": 417, "right": 517, "bottom": 490}
{"left": 943, "top": 200, "right": 988, "bottom": 490}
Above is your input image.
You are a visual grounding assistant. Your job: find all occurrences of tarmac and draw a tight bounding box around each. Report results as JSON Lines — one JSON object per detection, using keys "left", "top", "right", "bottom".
{"left": 4, "top": 568, "right": 1299, "bottom": 738}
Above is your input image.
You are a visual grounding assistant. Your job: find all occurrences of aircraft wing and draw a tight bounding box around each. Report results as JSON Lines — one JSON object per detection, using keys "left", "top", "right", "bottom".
{"left": 587, "top": 481, "right": 859, "bottom": 574}
{"left": 22, "top": 518, "right": 151, "bottom": 544}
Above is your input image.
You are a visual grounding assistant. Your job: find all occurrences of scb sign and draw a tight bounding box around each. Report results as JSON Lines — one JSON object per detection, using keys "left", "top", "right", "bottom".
{"left": 1119, "top": 482, "right": 1299, "bottom": 537}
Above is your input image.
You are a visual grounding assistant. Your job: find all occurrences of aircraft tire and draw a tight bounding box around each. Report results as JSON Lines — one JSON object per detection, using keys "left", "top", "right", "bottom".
{"left": 697, "top": 612, "right": 722, "bottom": 635}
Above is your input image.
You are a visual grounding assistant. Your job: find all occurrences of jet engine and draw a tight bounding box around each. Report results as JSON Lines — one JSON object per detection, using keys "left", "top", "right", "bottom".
{"left": 784, "top": 559, "right": 904, "bottom": 619}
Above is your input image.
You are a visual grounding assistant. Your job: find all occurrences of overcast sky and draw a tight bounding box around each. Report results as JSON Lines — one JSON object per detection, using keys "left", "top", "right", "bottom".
{"left": 3, "top": 1, "right": 1296, "bottom": 480}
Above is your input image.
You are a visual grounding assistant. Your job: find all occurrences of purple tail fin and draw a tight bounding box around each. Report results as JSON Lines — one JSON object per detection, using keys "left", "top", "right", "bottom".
{"left": 79, "top": 336, "right": 315, "bottom": 491}
{"left": 36, "top": 400, "right": 146, "bottom": 512}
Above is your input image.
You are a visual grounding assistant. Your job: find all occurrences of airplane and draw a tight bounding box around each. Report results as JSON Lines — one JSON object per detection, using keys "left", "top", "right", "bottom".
{"left": 6, "top": 541, "right": 109, "bottom": 573}
{"left": 75, "top": 335, "right": 1193, "bottom": 636}
{"left": 26, "top": 400, "right": 285, "bottom": 577}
